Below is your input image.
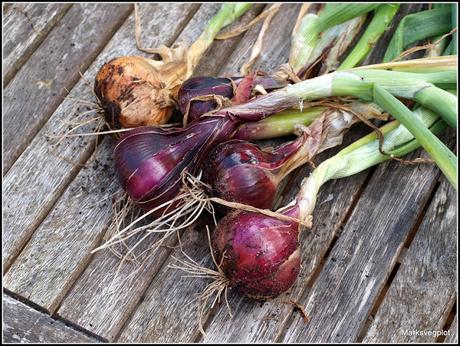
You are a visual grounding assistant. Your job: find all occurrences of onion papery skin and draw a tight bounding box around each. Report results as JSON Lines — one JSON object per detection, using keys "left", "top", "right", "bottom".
{"left": 178, "top": 77, "right": 234, "bottom": 122}
{"left": 178, "top": 75, "right": 289, "bottom": 121}
{"left": 213, "top": 207, "right": 301, "bottom": 300}
{"left": 94, "top": 56, "right": 174, "bottom": 129}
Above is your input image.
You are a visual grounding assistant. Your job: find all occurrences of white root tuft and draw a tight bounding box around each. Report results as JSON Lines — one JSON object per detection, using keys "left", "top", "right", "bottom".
{"left": 168, "top": 227, "right": 232, "bottom": 337}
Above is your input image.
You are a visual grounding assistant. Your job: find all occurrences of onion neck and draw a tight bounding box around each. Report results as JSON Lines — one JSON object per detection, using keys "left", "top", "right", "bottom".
{"left": 186, "top": 4, "right": 252, "bottom": 78}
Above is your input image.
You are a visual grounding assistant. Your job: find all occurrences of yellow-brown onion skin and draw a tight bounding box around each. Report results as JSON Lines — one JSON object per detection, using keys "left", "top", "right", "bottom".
{"left": 94, "top": 56, "right": 173, "bottom": 128}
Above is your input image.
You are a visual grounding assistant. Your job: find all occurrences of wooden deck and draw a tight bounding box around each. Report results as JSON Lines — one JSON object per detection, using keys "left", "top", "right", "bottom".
{"left": 2, "top": 3, "right": 457, "bottom": 343}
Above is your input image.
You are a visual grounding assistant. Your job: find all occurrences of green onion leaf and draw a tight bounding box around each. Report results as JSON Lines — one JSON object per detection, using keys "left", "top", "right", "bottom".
{"left": 339, "top": 4, "right": 400, "bottom": 69}
{"left": 384, "top": 6, "right": 453, "bottom": 62}
{"left": 373, "top": 84, "right": 457, "bottom": 189}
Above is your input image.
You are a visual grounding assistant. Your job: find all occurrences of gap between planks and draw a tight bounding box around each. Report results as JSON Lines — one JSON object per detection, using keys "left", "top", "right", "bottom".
{"left": 3, "top": 292, "right": 106, "bottom": 343}
{"left": 360, "top": 174, "right": 457, "bottom": 343}
{"left": 282, "top": 150, "right": 442, "bottom": 342}
{"left": 355, "top": 178, "right": 443, "bottom": 342}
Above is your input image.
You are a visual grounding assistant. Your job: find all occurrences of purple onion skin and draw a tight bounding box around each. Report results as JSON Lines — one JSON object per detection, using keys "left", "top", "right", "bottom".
{"left": 178, "top": 77, "right": 234, "bottom": 122}
{"left": 114, "top": 116, "right": 237, "bottom": 214}
{"left": 213, "top": 206, "right": 301, "bottom": 300}
{"left": 178, "top": 75, "right": 289, "bottom": 121}
{"left": 202, "top": 136, "right": 306, "bottom": 210}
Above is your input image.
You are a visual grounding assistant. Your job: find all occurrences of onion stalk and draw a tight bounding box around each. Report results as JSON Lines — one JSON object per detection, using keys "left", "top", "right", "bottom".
{"left": 289, "top": 3, "right": 379, "bottom": 75}
{"left": 383, "top": 6, "right": 454, "bottom": 62}
{"left": 373, "top": 85, "right": 457, "bottom": 188}
{"left": 339, "top": 4, "right": 400, "bottom": 69}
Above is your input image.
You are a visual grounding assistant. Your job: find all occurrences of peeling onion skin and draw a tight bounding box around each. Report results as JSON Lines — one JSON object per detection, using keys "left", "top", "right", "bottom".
{"left": 213, "top": 207, "right": 301, "bottom": 300}
{"left": 178, "top": 77, "right": 234, "bottom": 122}
{"left": 94, "top": 56, "right": 174, "bottom": 129}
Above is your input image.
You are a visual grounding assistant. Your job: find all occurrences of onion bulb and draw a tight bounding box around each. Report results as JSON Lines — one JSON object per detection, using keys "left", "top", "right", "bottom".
{"left": 212, "top": 206, "right": 301, "bottom": 300}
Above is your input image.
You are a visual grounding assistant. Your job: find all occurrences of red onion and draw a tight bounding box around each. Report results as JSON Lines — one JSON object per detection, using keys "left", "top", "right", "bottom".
{"left": 201, "top": 102, "right": 373, "bottom": 209}
{"left": 201, "top": 123, "right": 322, "bottom": 209}
{"left": 114, "top": 117, "right": 234, "bottom": 213}
{"left": 177, "top": 75, "right": 288, "bottom": 122}
{"left": 212, "top": 206, "right": 301, "bottom": 299}
{"left": 178, "top": 77, "right": 234, "bottom": 123}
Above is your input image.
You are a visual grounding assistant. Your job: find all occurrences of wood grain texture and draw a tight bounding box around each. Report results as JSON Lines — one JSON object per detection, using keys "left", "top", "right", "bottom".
{"left": 281, "top": 148, "right": 442, "bottom": 343}
{"left": 2, "top": 3, "right": 72, "bottom": 85}
{"left": 55, "top": 4, "right": 264, "bottom": 341}
{"left": 3, "top": 295, "right": 98, "bottom": 343}
{"left": 2, "top": 138, "right": 120, "bottom": 313}
{"left": 2, "top": 3, "right": 198, "bottom": 273}
{"left": 219, "top": 3, "right": 301, "bottom": 76}
{"left": 117, "top": 228, "right": 217, "bottom": 343}
{"left": 363, "top": 178, "right": 457, "bottom": 343}
{"left": 3, "top": 3, "right": 133, "bottom": 173}
{"left": 446, "top": 315, "right": 458, "bottom": 343}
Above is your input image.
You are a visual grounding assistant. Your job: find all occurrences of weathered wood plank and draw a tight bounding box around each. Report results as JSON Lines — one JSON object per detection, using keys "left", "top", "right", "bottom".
{"left": 3, "top": 3, "right": 72, "bottom": 85}
{"left": 3, "top": 138, "right": 120, "bottom": 313}
{"left": 446, "top": 315, "right": 458, "bottom": 343}
{"left": 55, "top": 4, "right": 264, "bottom": 341}
{"left": 363, "top": 178, "right": 457, "bottom": 343}
{"left": 117, "top": 228, "right": 218, "bottom": 343}
{"left": 3, "top": 3, "right": 133, "bottom": 173}
{"left": 3, "top": 295, "right": 98, "bottom": 343}
{"left": 115, "top": 4, "right": 315, "bottom": 343}
{"left": 218, "top": 3, "right": 300, "bottom": 76}
{"left": 2, "top": 3, "right": 198, "bottom": 272}
{"left": 281, "top": 147, "right": 446, "bottom": 343}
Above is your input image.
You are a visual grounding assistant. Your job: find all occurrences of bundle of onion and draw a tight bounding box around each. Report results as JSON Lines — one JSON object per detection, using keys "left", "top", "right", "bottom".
{"left": 94, "top": 3, "right": 252, "bottom": 129}
{"left": 93, "top": 60, "right": 456, "bottom": 257}
{"left": 210, "top": 103, "right": 449, "bottom": 300}
{"left": 113, "top": 67, "right": 456, "bottom": 214}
